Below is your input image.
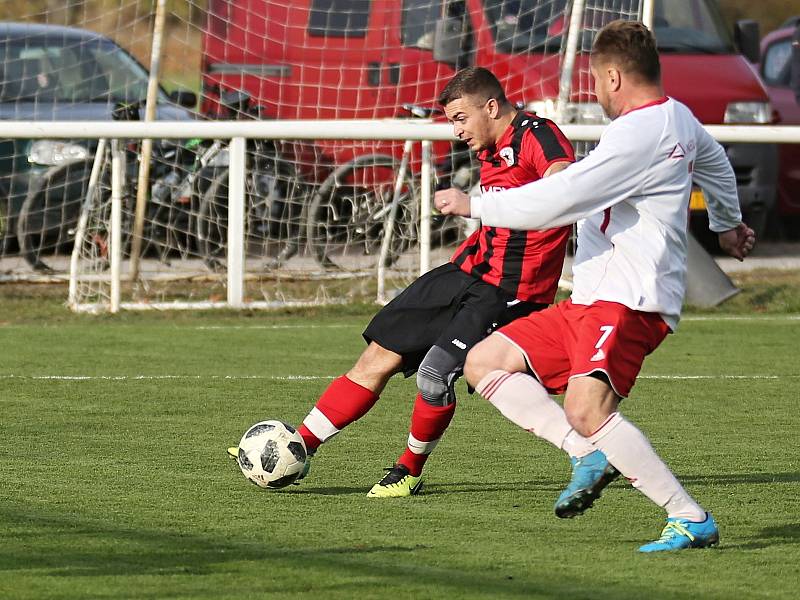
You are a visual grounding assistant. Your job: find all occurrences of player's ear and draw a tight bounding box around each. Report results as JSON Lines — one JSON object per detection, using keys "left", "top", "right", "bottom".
{"left": 608, "top": 67, "right": 622, "bottom": 92}
{"left": 486, "top": 97, "right": 501, "bottom": 118}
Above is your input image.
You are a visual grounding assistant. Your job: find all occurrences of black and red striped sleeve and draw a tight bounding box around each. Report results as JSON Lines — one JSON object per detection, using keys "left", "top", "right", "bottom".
{"left": 524, "top": 118, "right": 575, "bottom": 177}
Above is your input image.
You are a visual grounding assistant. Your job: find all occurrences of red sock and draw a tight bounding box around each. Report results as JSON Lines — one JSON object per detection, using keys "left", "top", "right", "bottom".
{"left": 298, "top": 375, "right": 379, "bottom": 452}
{"left": 397, "top": 394, "right": 456, "bottom": 476}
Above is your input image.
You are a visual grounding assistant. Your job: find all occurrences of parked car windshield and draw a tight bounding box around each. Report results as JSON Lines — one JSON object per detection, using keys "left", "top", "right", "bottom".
{"left": 0, "top": 35, "right": 167, "bottom": 103}
{"left": 653, "top": 0, "right": 734, "bottom": 53}
{"left": 762, "top": 36, "right": 792, "bottom": 86}
{"left": 484, "top": 0, "right": 734, "bottom": 55}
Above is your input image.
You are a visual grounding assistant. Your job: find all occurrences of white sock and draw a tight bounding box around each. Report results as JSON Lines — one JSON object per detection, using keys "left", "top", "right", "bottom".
{"left": 476, "top": 370, "right": 595, "bottom": 457}
{"left": 562, "top": 429, "right": 596, "bottom": 459}
{"left": 589, "top": 412, "right": 706, "bottom": 521}
{"left": 302, "top": 407, "right": 340, "bottom": 443}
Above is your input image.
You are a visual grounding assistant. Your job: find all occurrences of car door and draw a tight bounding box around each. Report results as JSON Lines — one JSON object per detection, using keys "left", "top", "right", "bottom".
{"left": 762, "top": 31, "right": 800, "bottom": 220}
{"left": 284, "top": 0, "right": 390, "bottom": 119}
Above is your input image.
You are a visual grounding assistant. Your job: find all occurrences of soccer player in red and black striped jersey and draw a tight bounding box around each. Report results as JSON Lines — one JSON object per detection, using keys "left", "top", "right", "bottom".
{"left": 279, "top": 67, "right": 616, "bottom": 505}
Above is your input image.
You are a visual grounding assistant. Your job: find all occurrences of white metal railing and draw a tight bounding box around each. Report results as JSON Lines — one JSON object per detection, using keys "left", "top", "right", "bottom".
{"left": 2, "top": 120, "right": 800, "bottom": 143}
{"left": 4, "top": 119, "right": 800, "bottom": 311}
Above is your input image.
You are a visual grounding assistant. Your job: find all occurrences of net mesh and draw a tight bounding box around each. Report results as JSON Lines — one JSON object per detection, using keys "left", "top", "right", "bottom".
{"left": 0, "top": 0, "right": 647, "bottom": 309}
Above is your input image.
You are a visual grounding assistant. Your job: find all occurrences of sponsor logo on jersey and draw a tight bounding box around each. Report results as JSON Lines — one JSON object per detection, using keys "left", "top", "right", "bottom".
{"left": 669, "top": 143, "right": 686, "bottom": 159}
{"left": 481, "top": 185, "right": 508, "bottom": 193}
{"left": 451, "top": 338, "right": 467, "bottom": 350}
{"left": 499, "top": 146, "right": 515, "bottom": 167}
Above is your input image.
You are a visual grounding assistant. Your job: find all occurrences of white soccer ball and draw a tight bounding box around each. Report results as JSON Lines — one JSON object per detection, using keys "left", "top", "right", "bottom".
{"left": 236, "top": 420, "right": 307, "bottom": 489}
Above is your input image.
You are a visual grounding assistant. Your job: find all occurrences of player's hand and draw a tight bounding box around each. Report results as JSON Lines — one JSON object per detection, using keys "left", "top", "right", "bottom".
{"left": 718, "top": 222, "right": 755, "bottom": 261}
{"left": 434, "top": 188, "right": 471, "bottom": 217}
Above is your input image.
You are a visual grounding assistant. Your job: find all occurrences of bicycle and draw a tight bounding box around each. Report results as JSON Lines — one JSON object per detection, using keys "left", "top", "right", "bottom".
{"left": 304, "top": 104, "right": 478, "bottom": 272}
{"left": 194, "top": 90, "right": 311, "bottom": 272}
{"left": 17, "top": 101, "right": 199, "bottom": 271}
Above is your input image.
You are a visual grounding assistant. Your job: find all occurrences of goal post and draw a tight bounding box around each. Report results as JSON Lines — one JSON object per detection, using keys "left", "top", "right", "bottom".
{"left": 0, "top": 0, "right": 644, "bottom": 301}
{"left": 2, "top": 0, "right": 800, "bottom": 312}
{"left": 226, "top": 136, "right": 246, "bottom": 308}
{"left": 4, "top": 118, "right": 791, "bottom": 313}
{"left": 56, "top": 119, "right": 458, "bottom": 312}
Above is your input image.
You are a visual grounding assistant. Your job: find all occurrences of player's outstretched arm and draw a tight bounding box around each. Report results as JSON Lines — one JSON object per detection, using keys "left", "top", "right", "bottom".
{"left": 434, "top": 160, "right": 571, "bottom": 217}
{"left": 718, "top": 223, "right": 756, "bottom": 261}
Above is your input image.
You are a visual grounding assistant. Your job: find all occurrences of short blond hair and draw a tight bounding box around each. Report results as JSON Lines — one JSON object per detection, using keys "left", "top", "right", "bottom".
{"left": 591, "top": 20, "right": 661, "bottom": 84}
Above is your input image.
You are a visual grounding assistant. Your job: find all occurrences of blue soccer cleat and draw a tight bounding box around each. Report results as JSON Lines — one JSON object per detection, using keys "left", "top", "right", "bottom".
{"left": 639, "top": 513, "right": 720, "bottom": 552}
{"left": 554, "top": 450, "right": 620, "bottom": 518}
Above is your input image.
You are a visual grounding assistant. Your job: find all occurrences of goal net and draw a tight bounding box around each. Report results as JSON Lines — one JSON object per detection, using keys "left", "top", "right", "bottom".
{"left": 0, "top": 0, "right": 644, "bottom": 311}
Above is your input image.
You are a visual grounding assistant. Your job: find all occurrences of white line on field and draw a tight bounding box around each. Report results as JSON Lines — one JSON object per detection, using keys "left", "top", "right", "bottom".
{"left": 639, "top": 375, "right": 787, "bottom": 380}
{"left": 190, "top": 316, "right": 800, "bottom": 329}
{"left": 2, "top": 317, "right": 797, "bottom": 333}
{"left": 193, "top": 325, "right": 355, "bottom": 330}
{"left": 0, "top": 374, "right": 333, "bottom": 381}
{"left": 681, "top": 315, "right": 800, "bottom": 321}
{"left": 0, "top": 374, "right": 795, "bottom": 382}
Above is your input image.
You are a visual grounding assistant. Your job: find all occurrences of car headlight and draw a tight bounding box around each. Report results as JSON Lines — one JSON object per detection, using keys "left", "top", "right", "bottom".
{"left": 28, "top": 140, "right": 89, "bottom": 166}
{"left": 723, "top": 102, "right": 771, "bottom": 124}
{"left": 526, "top": 99, "right": 609, "bottom": 125}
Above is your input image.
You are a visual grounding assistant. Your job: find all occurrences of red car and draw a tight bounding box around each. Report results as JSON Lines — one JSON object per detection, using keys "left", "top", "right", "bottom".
{"left": 760, "top": 18, "right": 800, "bottom": 236}
{"left": 202, "top": 0, "right": 777, "bottom": 235}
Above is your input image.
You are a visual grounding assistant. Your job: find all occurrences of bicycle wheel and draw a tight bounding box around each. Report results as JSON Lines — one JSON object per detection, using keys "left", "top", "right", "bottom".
{"left": 306, "top": 154, "right": 418, "bottom": 271}
{"left": 145, "top": 140, "right": 208, "bottom": 261}
{"left": 16, "top": 159, "right": 95, "bottom": 272}
{"left": 196, "top": 161, "right": 310, "bottom": 272}
{"left": 75, "top": 150, "right": 134, "bottom": 271}
{"left": 195, "top": 170, "right": 229, "bottom": 271}
{"left": 248, "top": 153, "right": 309, "bottom": 265}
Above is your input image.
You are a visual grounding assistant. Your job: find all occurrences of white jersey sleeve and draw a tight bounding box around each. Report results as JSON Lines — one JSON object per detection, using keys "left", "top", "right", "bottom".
{"left": 690, "top": 120, "right": 741, "bottom": 232}
{"left": 470, "top": 117, "right": 652, "bottom": 229}
{"left": 466, "top": 97, "right": 743, "bottom": 330}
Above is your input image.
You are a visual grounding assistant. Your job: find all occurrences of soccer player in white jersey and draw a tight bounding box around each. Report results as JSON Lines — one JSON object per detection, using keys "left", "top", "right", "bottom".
{"left": 435, "top": 20, "right": 755, "bottom": 552}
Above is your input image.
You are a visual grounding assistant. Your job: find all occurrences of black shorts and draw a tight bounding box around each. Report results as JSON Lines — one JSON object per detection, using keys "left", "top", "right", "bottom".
{"left": 363, "top": 263, "right": 546, "bottom": 376}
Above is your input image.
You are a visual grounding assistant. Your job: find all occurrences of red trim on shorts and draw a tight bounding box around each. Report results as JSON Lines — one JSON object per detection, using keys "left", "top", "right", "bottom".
{"left": 568, "top": 368, "right": 622, "bottom": 398}
{"left": 600, "top": 208, "right": 611, "bottom": 233}
{"left": 494, "top": 300, "right": 670, "bottom": 398}
{"left": 493, "top": 332, "right": 543, "bottom": 389}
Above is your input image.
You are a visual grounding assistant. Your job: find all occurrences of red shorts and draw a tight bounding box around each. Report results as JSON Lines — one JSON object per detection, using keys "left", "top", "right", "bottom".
{"left": 496, "top": 299, "right": 671, "bottom": 397}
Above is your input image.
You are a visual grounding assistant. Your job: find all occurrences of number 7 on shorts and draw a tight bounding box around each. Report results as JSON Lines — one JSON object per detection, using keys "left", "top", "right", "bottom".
{"left": 590, "top": 325, "right": 614, "bottom": 362}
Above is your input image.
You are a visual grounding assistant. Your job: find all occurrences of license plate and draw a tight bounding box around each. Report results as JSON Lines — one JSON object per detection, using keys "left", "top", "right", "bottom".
{"left": 689, "top": 188, "right": 706, "bottom": 211}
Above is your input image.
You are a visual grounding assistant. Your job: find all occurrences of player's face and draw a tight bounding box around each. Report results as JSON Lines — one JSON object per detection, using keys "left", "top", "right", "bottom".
{"left": 444, "top": 95, "right": 496, "bottom": 152}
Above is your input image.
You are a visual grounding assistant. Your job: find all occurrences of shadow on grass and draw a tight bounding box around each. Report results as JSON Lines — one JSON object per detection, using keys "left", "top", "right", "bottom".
{"left": 722, "top": 523, "right": 800, "bottom": 551}
{"left": 420, "top": 478, "right": 571, "bottom": 496}
{"left": 0, "top": 504, "right": 656, "bottom": 599}
{"left": 291, "top": 485, "right": 370, "bottom": 495}
{"left": 679, "top": 472, "right": 800, "bottom": 485}
{"left": 293, "top": 471, "right": 800, "bottom": 499}
{"left": 0, "top": 505, "right": 423, "bottom": 587}
{"left": 292, "top": 477, "right": 573, "bottom": 497}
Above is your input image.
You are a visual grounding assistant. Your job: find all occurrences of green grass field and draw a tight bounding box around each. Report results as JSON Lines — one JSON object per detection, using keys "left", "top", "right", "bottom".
{"left": 1, "top": 286, "right": 799, "bottom": 599}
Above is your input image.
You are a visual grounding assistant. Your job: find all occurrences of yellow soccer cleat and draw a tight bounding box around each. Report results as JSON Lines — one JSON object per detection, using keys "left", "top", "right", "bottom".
{"left": 366, "top": 464, "right": 423, "bottom": 498}
{"left": 227, "top": 446, "right": 238, "bottom": 459}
